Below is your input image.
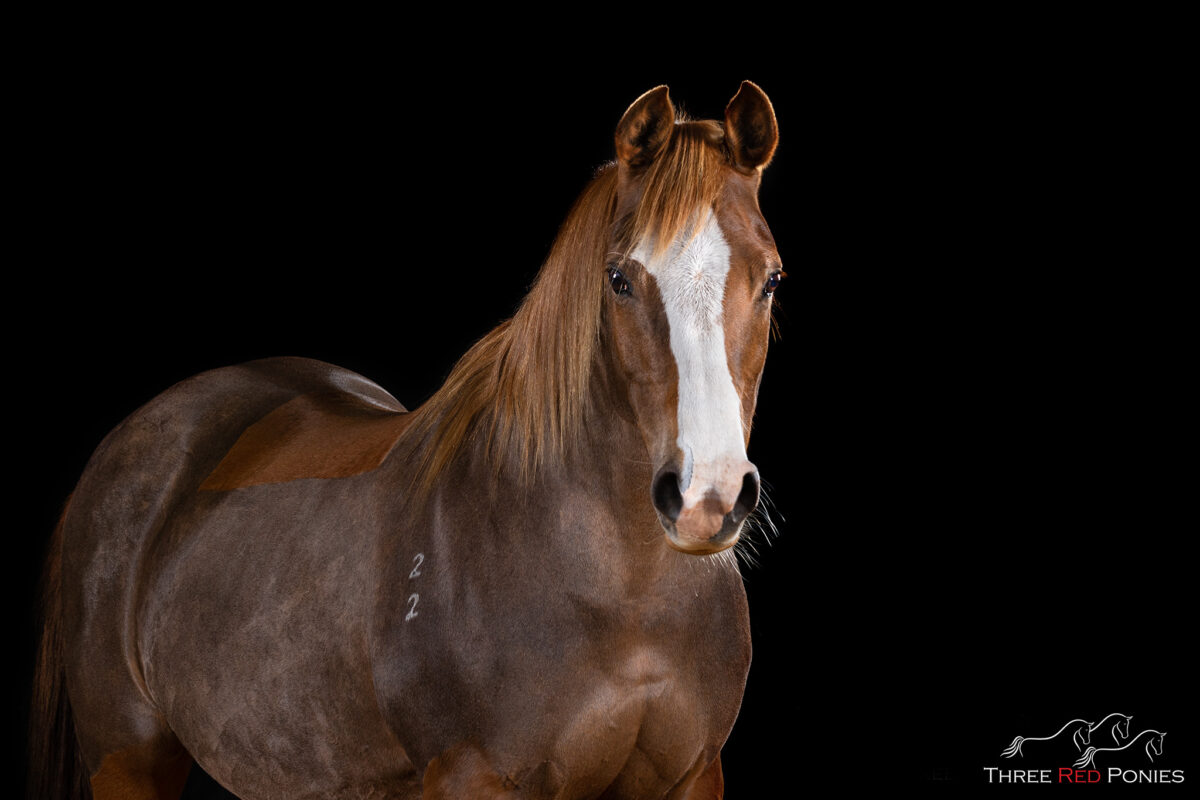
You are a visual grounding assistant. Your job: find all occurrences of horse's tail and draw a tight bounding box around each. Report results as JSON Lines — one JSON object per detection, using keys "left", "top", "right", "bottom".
{"left": 1001, "top": 736, "right": 1024, "bottom": 758}
{"left": 1073, "top": 747, "right": 1098, "bottom": 769}
{"left": 27, "top": 502, "right": 91, "bottom": 800}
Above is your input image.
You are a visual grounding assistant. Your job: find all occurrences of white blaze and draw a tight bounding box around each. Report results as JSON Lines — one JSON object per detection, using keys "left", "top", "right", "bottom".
{"left": 634, "top": 214, "right": 751, "bottom": 508}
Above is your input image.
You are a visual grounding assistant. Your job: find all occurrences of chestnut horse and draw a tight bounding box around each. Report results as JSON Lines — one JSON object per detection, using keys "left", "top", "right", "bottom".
{"left": 29, "top": 81, "right": 783, "bottom": 800}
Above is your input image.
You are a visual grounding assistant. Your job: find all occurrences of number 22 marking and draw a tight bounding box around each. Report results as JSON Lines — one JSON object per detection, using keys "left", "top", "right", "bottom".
{"left": 405, "top": 553, "right": 425, "bottom": 622}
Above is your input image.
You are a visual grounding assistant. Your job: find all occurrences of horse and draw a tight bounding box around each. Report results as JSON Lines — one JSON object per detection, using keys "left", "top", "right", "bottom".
{"left": 1074, "top": 729, "right": 1167, "bottom": 769}
{"left": 1000, "top": 719, "right": 1093, "bottom": 758}
{"left": 1089, "top": 713, "right": 1133, "bottom": 747}
{"left": 27, "top": 81, "right": 784, "bottom": 800}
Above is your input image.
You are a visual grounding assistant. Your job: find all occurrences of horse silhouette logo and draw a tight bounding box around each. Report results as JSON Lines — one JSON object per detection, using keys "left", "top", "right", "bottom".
{"left": 1001, "top": 712, "right": 1171, "bottom": 770}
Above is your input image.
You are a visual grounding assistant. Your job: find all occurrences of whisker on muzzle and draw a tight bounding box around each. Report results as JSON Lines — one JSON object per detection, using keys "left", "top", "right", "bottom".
{"left": 728, "top": 479, "right": 784, "bottom": 572}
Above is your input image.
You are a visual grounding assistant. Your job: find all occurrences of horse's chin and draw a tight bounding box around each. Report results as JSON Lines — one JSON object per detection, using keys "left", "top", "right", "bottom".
{"left": 659, "top": 519, "right": 741, "bottom": 555}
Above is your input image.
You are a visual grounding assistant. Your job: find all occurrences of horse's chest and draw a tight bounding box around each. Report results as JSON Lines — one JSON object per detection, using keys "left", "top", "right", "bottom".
{"left": 499, "top": 608, "right": 748, "bottom": 797}
{"left": 559, "top": 648, "right": 727, "bottom": 795}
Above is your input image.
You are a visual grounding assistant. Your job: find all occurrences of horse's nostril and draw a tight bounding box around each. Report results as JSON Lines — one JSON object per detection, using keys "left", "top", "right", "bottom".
{"left": 652, "top": 468, "right": 683, "bottom": 522}
{"left": 729, "top": 471, "right": 760, "bottom": 524}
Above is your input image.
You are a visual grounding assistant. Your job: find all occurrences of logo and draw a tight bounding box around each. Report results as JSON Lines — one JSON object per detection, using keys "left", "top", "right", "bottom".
{"left": 983, "top": 712, "right": 1184, "bottom": 785}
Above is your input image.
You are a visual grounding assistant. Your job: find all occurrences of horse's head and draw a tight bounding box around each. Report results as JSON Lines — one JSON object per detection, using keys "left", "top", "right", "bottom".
{"left": 1117, "top": 715, "right": 1132, "bottom": 741}
{"left": 603, "top": 82, "right": 780, "bottom": 555}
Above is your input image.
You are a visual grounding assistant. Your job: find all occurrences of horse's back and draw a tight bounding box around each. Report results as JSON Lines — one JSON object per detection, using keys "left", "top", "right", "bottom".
{"left": 60, "top": 356, "right": 415, "bottom": 784}
{"left": 73, "top": 354, "right": 407, "bottom": 496}
{"left": 65, "top": 355, "right": 408, "bottom": 559}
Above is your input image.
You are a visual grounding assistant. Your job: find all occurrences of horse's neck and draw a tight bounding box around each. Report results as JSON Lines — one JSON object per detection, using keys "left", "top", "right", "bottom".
{"left": 414, "top": 378, "right": 673, "bottom": 582}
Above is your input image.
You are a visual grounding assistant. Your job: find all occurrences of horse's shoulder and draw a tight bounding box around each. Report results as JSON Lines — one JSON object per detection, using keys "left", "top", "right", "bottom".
{"left": 193, "top": 357, "right": 414, "bottom": 490}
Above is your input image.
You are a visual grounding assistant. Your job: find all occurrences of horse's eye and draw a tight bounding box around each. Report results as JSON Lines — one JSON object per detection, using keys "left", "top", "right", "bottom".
{"left": 764, "top": 269, "right": 786, "bottom": 297}
{"left": 608, "top": 267, "right": 631, "bottom": 296}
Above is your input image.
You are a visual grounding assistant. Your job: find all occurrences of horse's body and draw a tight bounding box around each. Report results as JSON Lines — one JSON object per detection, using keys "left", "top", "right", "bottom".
{"left": 65, "top": 357, "right": 749, "bottom": 798}
{"left": 31, "top": 82, "right": 783, "bottom": 800}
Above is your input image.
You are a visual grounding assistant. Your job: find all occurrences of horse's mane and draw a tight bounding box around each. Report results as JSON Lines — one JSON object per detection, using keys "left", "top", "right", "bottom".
{"left": 401, "top": 118, "right": 730, "bottom": 490}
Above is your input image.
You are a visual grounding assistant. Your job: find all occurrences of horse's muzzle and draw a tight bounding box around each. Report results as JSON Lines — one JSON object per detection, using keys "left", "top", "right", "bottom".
{"left": 652, "top": 463, "right": 759, "bottom": 554}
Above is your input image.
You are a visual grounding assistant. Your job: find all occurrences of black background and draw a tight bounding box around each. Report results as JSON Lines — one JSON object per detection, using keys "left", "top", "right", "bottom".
{"left": 12, "top": 11, "right": 1192, "bottom": 797}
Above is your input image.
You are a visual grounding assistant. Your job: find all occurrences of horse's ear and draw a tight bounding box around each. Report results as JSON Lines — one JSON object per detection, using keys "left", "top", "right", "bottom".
{"left": 615, "top": 86, "right": 675, "bottom": 170}
{"left": 724, "top": 80, "right": 778, "bottom": 171}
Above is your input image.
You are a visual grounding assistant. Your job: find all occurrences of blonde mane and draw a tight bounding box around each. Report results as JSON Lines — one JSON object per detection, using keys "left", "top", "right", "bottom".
{"left": 401, "top": 118, "right": 730, "bottom": 489}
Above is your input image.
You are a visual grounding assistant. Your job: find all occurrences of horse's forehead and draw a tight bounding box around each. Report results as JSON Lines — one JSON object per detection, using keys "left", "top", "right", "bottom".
{"left": 632, "top": 214, "right": 732, "bottom": 324}
{"left": 635, "top": 211, "right": 729, "bottom": 267}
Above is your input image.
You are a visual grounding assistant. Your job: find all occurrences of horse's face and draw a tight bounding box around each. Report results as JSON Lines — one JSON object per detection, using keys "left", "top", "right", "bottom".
{"left": 605, "top": 83, "right": 780, "bottom": 555}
